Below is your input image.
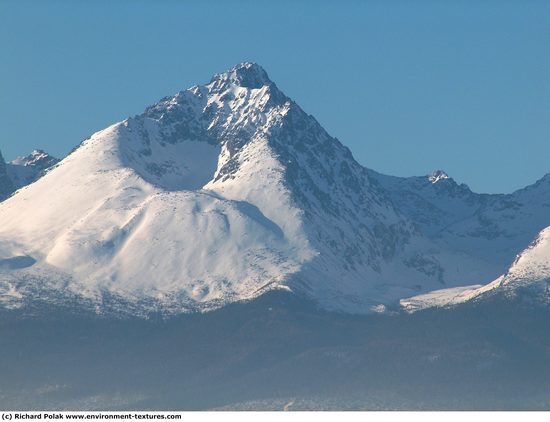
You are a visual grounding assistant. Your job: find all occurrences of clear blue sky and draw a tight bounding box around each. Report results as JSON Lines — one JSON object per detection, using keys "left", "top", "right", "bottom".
{"left": 1, "top": 0, "right": 549, "bottom": 193}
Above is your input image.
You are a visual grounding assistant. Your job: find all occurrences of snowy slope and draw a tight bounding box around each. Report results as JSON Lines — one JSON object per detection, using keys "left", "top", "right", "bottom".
{"left": 377, "top": 171, "right": 550, "bottom": 312}
{"left": 0, "top": 125, "right": 310, "bottom": 312}
{"left": 486, "top": 224, "right": 550, "bottom": 302}
{"left": 0, "top": 62, "right": 548, "bottom": 315}
{"left": 504, "top": 227, "right": 550, "bottom": 283}
{"left": 0, "top": 64, "right": 319, "bottom": 313}
{"left": 399, "top": 224, "right": 550, "bottom": 313}
{"left": 399, "top": 277, "right": 504, "bottom": 313}
{"left": 400, "top": 204, "right": 550, "bottom": 313}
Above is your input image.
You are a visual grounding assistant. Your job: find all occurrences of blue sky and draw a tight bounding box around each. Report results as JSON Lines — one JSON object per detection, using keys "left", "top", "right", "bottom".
{"left": 1, "top": 0, "right": 549, "bottom": 193}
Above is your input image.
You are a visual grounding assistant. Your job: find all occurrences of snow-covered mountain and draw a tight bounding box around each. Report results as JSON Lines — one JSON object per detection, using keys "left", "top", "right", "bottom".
{"left": 0, "top": 62, "right": 548, "bottom": 315}
{"left": 6, "top": 149, "right": 60, "bottom": 189}
{"left": 504, "top": 226, "right": 550, "bottom": 284}
{"left": 372, "top": 169, "right": 550, "bottom": 278}
{"left": 0, "top": 149, "right": 59, "bottom": 200}
{"left": 389, "top": 172, "right": 550, "bottom": 312}
{"left": 400, "top": 223, "right": 550, "bottom": 313}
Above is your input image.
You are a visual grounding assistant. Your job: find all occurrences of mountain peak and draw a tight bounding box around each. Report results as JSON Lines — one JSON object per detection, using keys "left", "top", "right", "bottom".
{"left": 428, "top": 170, "right": 450, "bottom": 184}
{"left": 208, "top": 62, "right": 272, "bottom": 90}
{"left": 11, "top": 149, "right": 58, "bottom": 169}
{"left": 140, "top": 62, "right": 290, "bottom": 157}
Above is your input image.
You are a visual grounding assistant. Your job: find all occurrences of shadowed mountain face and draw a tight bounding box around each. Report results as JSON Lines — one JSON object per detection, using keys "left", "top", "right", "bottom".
{"left": 371, "top": 169, "right": 550, "bottom": 280}
{"left": 1, "top": 291, "right": 550, "bottom": 411}
{"left": 0, "top": 150, "right": 14, "bottom": 200}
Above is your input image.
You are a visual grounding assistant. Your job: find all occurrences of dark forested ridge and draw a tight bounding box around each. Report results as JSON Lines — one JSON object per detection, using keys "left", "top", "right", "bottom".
{"left": 1, "top": 290, "right": 550, "bottom": 410}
